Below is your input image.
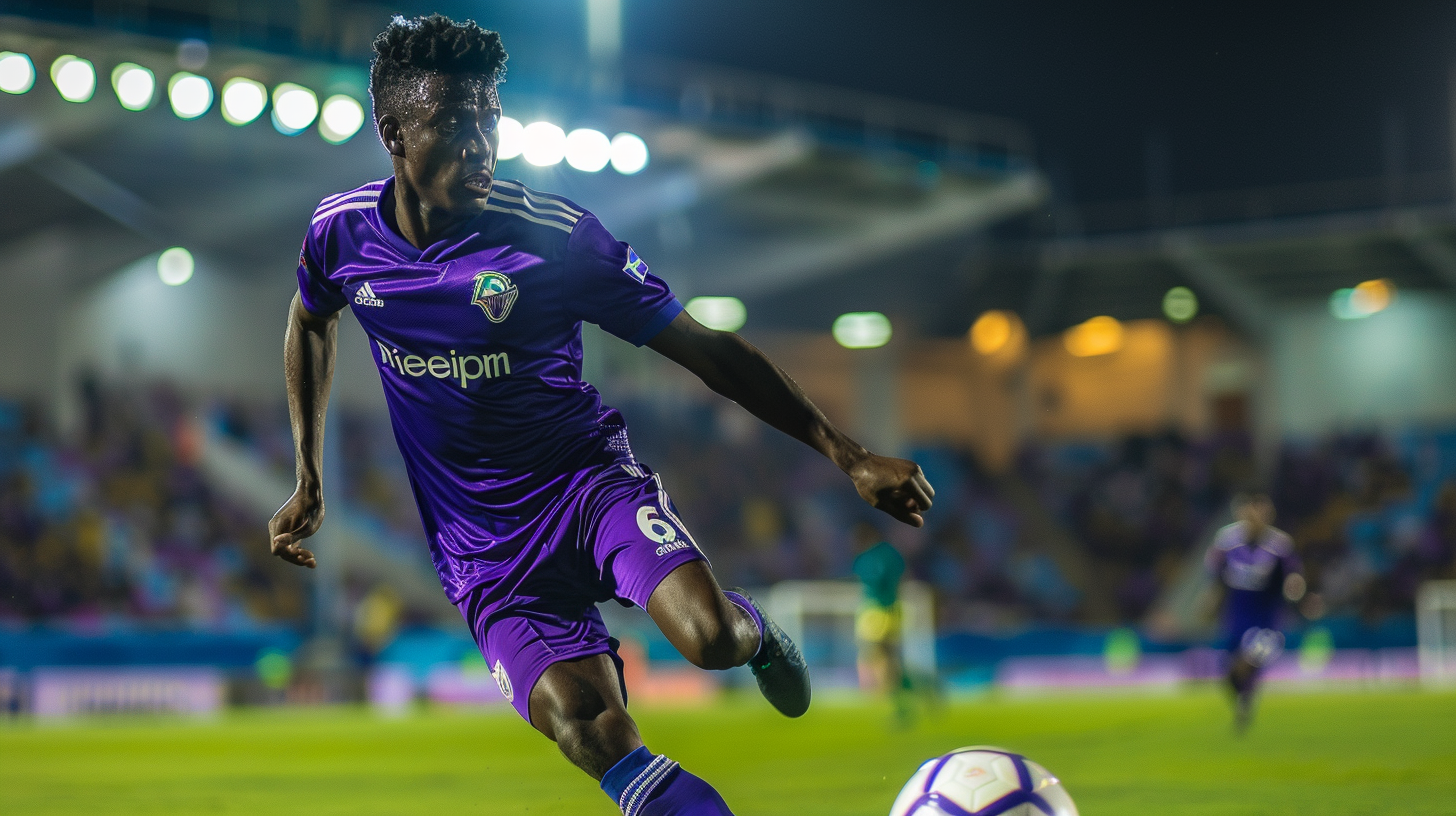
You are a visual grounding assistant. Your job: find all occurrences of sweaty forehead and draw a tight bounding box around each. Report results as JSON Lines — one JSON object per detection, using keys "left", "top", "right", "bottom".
{"left": 417, "top": 73, "right": 499, "bottom": 112}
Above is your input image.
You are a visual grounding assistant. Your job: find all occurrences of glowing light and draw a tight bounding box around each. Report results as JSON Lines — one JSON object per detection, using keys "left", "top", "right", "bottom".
{"left": 833, "top": 312, "right": 892, "bottom": 349}
{"left": 496, "top": 116, "right": 524, "bottom": 160}
{"left": 610, "top": 132, "right": 649, "bottom": 174}
{"left": 971, "top": 310, "right": 1013, "bottom": 355}
{"left": 685, "top": 297, "right": 747, "bottom": 332}
{"left": 1330, "top": 278, "right": 1396, "bottom": 320}
{"left": 157, "top": 247, "right": 194, "bottom": 286}
{"left": 1352, "top": 278, "right": 1395, "bottom": 314}
{"left": 1163, "top": 286, "right": 1199, "bottom": 323}
{"left": 220, "top": 77, "right": 267, "bottom": 125}
{"left": 167, "top": 72, "right": 213, "bottom": 119}
{"left": 272, "top": 83, "right": 318, "bottom": 134}
{"left": 1064, "top": 316, "right": 1124, "bottom": 357}
{"left": 110, "top": 63, "right": 154, "bottom": 111}
{"left": 522, "top": 121, "right": 567, "bottom": 166}
{"left": 565, "top": 128, "right": 612, "bottom": 172}
{"left": 50, "top": 55, "right": 95, "bottom": 103}
{"left": 319, "top": 94, "right": 365, "bottom": 144}
{"left": 0, "top": 52, "right": 36, "bottom": 95}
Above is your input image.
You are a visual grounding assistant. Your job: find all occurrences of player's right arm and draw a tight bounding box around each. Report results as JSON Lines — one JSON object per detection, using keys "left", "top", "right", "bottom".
{"left": 268, "top": 293, "right": 338, "bottom": 569}
{"left": 270, "top": 218, "right": 349, "bottom": 568}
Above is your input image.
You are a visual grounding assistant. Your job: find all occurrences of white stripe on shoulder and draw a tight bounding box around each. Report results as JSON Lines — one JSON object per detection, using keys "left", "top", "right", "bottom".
{"left": 483, "top": 203, "right": 575, "bottom": 233}
{"left": 313, "top": 192, "right": 379, "bottom": 216}
{"left": 492, "top": 180, "right": 584, "bottom": 217}
{"left": 318, "top": 181, "right": 386, "bottom": 208}
{"left": 312, "top": 200, "right": 377, "bottom": 224}
{"left": 488, "top": 191, "right": 580, "bottom": 225}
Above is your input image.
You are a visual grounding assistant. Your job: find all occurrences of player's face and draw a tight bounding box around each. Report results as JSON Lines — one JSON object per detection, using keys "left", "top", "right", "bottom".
{"left": 394, "top": 74, "right": 501, "bottom": 215}
{"left": 1236, "top": 496, "right": 1274, "bottom": 529}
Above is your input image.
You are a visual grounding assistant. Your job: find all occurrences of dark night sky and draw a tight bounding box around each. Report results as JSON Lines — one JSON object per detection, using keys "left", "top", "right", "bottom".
{"left": 612, "top": 1, "right": 1456, "bottom": 204}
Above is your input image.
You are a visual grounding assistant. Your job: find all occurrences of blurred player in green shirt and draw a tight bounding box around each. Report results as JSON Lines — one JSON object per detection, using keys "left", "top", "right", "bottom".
{"left": 852, "top": 525, "right": 908, "bottom": 713}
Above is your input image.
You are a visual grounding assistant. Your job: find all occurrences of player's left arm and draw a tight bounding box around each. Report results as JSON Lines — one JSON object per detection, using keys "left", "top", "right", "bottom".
{"left": 647, "top": 310, "right": 934, "bottom": 527}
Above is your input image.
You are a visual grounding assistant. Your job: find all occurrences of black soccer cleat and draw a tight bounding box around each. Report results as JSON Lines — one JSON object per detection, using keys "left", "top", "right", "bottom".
{"left": 733, "top": 588, "right": 811, "bottom": 718}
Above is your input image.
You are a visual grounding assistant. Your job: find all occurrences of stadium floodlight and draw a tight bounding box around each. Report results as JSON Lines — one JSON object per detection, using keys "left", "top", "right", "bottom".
{"left": 970, "top": 310, "right": 1013, "bottom": 355}
{"left": 50, "top": 55, "right": 95, "bottom": 103}
{"left": 832, "top": 312, "right": 892, "bottom": 349}
{"left": 685, "top": 296, "right": 747, "bottom": 332}
{"left": 157, "top": 247, "right": 194, "bottom": 286}
{"left": 1162, "top": 286, "right": 1199, "bottom": 323}
{"left": 610, "top": 132, "right": 649, "bottom": 174}
{"left": 497, "top": 116, "right": 524, "bottom": 160}
{"left": 272, "top": 83, "right": 318, "bottom": 135}
{"left": 565, "top": 128, "right": 612, "bottom": 172}
{"left": 0, "top": 52, "right": 36, "bottom": 94}
{"left": 110, "top": 63, "right": 154, "bottom": 111}
{"left": 522, "top": 121, "right": 567, "bottom": 166}
{"left": 1330, "top": 278, "right": 1395, "bottom": 320}
{"left": 319, "top": 94, "right": 365, "bottom": 144}
{"left": 167, "top": 72, "right": 213, "bottom": 119}
{"left": 220, "top": 77, "right": 267, "bottom": 125}
{"left": 1064, "top": 315, "right": 1123, "bottom": 357}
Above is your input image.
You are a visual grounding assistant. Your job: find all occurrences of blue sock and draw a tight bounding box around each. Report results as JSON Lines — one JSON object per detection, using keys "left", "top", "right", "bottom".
{"left": 601, "top": 746, "right": 734, "bottom": 816}
{"left": 721, "top": 590, "right": 764, "bottom": 661}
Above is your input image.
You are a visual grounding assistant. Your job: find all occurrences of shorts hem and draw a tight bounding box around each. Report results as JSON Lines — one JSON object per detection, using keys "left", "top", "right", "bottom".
{"left": 516, "top": 643, "right": 620, "bottom": 726}
{"left": 623, "top": 547, "right": 709, "bottom": 610}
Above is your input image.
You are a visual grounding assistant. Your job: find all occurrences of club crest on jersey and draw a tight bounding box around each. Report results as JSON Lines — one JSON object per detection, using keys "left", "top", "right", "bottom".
{"left": 471, "top": 271, "right": 518, "bottom": 323}
{"left": 622, "top": 247, "right": 648, "bottom": 283}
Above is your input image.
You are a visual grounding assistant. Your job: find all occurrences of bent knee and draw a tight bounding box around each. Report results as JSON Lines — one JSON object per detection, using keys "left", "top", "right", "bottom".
{"left": 680, "top": 606, "right": 750, "bottom": 671}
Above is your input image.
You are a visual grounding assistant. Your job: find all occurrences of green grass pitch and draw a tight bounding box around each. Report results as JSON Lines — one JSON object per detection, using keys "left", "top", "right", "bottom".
{"left": 2, "top": 688, "right": 1453, "bottom": 815}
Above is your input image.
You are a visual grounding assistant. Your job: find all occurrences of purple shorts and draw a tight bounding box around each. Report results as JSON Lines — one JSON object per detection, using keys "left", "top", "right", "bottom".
{"left": 454, "top": 462, "right": 706, "bottom": 723}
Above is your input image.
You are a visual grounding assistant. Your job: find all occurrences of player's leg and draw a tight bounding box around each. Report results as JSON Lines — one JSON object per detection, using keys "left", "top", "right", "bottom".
{"left": 529, "top": 653, "right": 643, "bottom": 778}
{"left": 644, "top": 560, "right": 757, "bottom": 670}
{"left": 530, "top": 653, "right": 734, "bottom": 816}
{"left": 1229, "top": 626, "right": 1284, "bottom": 733}
{"left": 595, "top": 465, "right": 810, "bottom": 717}
{"left": 646, "top": 561, "right": 811, "bottom": 717}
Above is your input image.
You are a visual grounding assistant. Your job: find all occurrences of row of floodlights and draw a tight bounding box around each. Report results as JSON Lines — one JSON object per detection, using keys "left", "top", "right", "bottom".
{"left": 694, "top": 279, "right": 1393, "bottom": 359}
{"left": 497, "top": 117, "right": 648, "bottom": 174}
{"left": 685, "top": 296, "right": 894, "bottom": 349}
{"left": 0, "top": 51, "right": 364, "bottom": 142}
{"left": 0, "top": 50, "right": 651, "bottom": 172}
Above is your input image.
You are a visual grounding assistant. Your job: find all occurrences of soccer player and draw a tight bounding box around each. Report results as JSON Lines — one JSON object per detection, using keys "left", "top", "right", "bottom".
{"left": 852, "top": 528, "right": 914, "bottom": 725}
{"left": 1204, "top": 488, "right": 1305, "bottom": 732}
{"left": 267, "top": 15, "right": 934, "bottom": 816}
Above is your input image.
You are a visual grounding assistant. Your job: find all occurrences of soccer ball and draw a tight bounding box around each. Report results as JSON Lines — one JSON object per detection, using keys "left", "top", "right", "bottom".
{"left": 888, "top": 746, "right": 1078, "bottom": 816}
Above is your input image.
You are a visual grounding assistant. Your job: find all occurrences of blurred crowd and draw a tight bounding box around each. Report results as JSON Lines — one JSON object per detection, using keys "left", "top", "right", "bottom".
{"left": 3, "top": 380, "right": 1455, "bottom": 635}
{"left": 0, "top": 380, "right": 306, "bottom": 627}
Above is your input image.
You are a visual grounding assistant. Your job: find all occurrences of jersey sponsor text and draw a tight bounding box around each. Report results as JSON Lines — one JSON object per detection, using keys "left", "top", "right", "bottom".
{"left": 376, "top": 341, "right": 511, "bottom": 389}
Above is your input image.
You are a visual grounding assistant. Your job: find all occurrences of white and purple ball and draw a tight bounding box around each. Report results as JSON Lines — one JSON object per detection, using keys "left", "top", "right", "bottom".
{"left": 889, "top": 746, "right": 1078, "bottom": 816}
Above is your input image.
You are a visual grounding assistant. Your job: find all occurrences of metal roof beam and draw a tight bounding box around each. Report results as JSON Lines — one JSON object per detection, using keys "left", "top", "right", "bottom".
{"left": 1393, "top": 212, "right": 1456, "bottom": 290}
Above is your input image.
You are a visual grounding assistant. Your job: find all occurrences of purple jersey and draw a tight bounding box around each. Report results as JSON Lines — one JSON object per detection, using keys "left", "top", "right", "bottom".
{"left": 296, "top": 177, "right": 683, "bottom": 602}
{"left": 1205, "top": 521, "right": 1302, "bottom": 638}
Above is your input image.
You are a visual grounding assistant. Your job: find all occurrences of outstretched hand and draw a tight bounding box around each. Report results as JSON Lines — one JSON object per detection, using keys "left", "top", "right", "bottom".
{"left": 847, "top": 454, "right": 935, "bottom": 527}
{"left": 267, "top": 487, "right": 324, "bottom": 569}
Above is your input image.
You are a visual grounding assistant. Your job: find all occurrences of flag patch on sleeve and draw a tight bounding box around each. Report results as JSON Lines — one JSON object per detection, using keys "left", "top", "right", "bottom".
{"left": 622, "top": 247, "right": 648, "bottom": 283}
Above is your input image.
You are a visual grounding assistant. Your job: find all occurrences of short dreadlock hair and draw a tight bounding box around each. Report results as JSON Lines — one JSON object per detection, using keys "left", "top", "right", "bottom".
{"left": 369, "top": 14, "right": 507, "bottom": 124}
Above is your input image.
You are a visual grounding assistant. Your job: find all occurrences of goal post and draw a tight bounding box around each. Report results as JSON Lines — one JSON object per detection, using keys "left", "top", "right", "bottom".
{"left": 766, "top": 580, "right": 936, "bottom": 684}
{"left": 1417, "top": 580, "right": 1456, "bottom": 686}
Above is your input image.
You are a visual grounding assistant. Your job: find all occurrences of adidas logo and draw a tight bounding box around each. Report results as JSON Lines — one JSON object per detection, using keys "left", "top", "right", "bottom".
{"left": 354, "top": 281, "right": 384, "bottom": 308}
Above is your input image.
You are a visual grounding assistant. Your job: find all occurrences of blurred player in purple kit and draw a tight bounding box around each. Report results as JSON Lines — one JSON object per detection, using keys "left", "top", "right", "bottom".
{"left": 1204, "top": 488, "right": 1305, "bottom": 732}
{"left": 266, "top": 14, "right": 934, "bottom": 816}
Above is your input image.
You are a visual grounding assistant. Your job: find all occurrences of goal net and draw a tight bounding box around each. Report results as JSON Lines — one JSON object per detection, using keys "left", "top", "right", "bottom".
{"left": 765, "top": 580, "right": 936, "bottom": 688}
{"left": 1417, "top": 580, "right": 1456, "bottom": 686}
